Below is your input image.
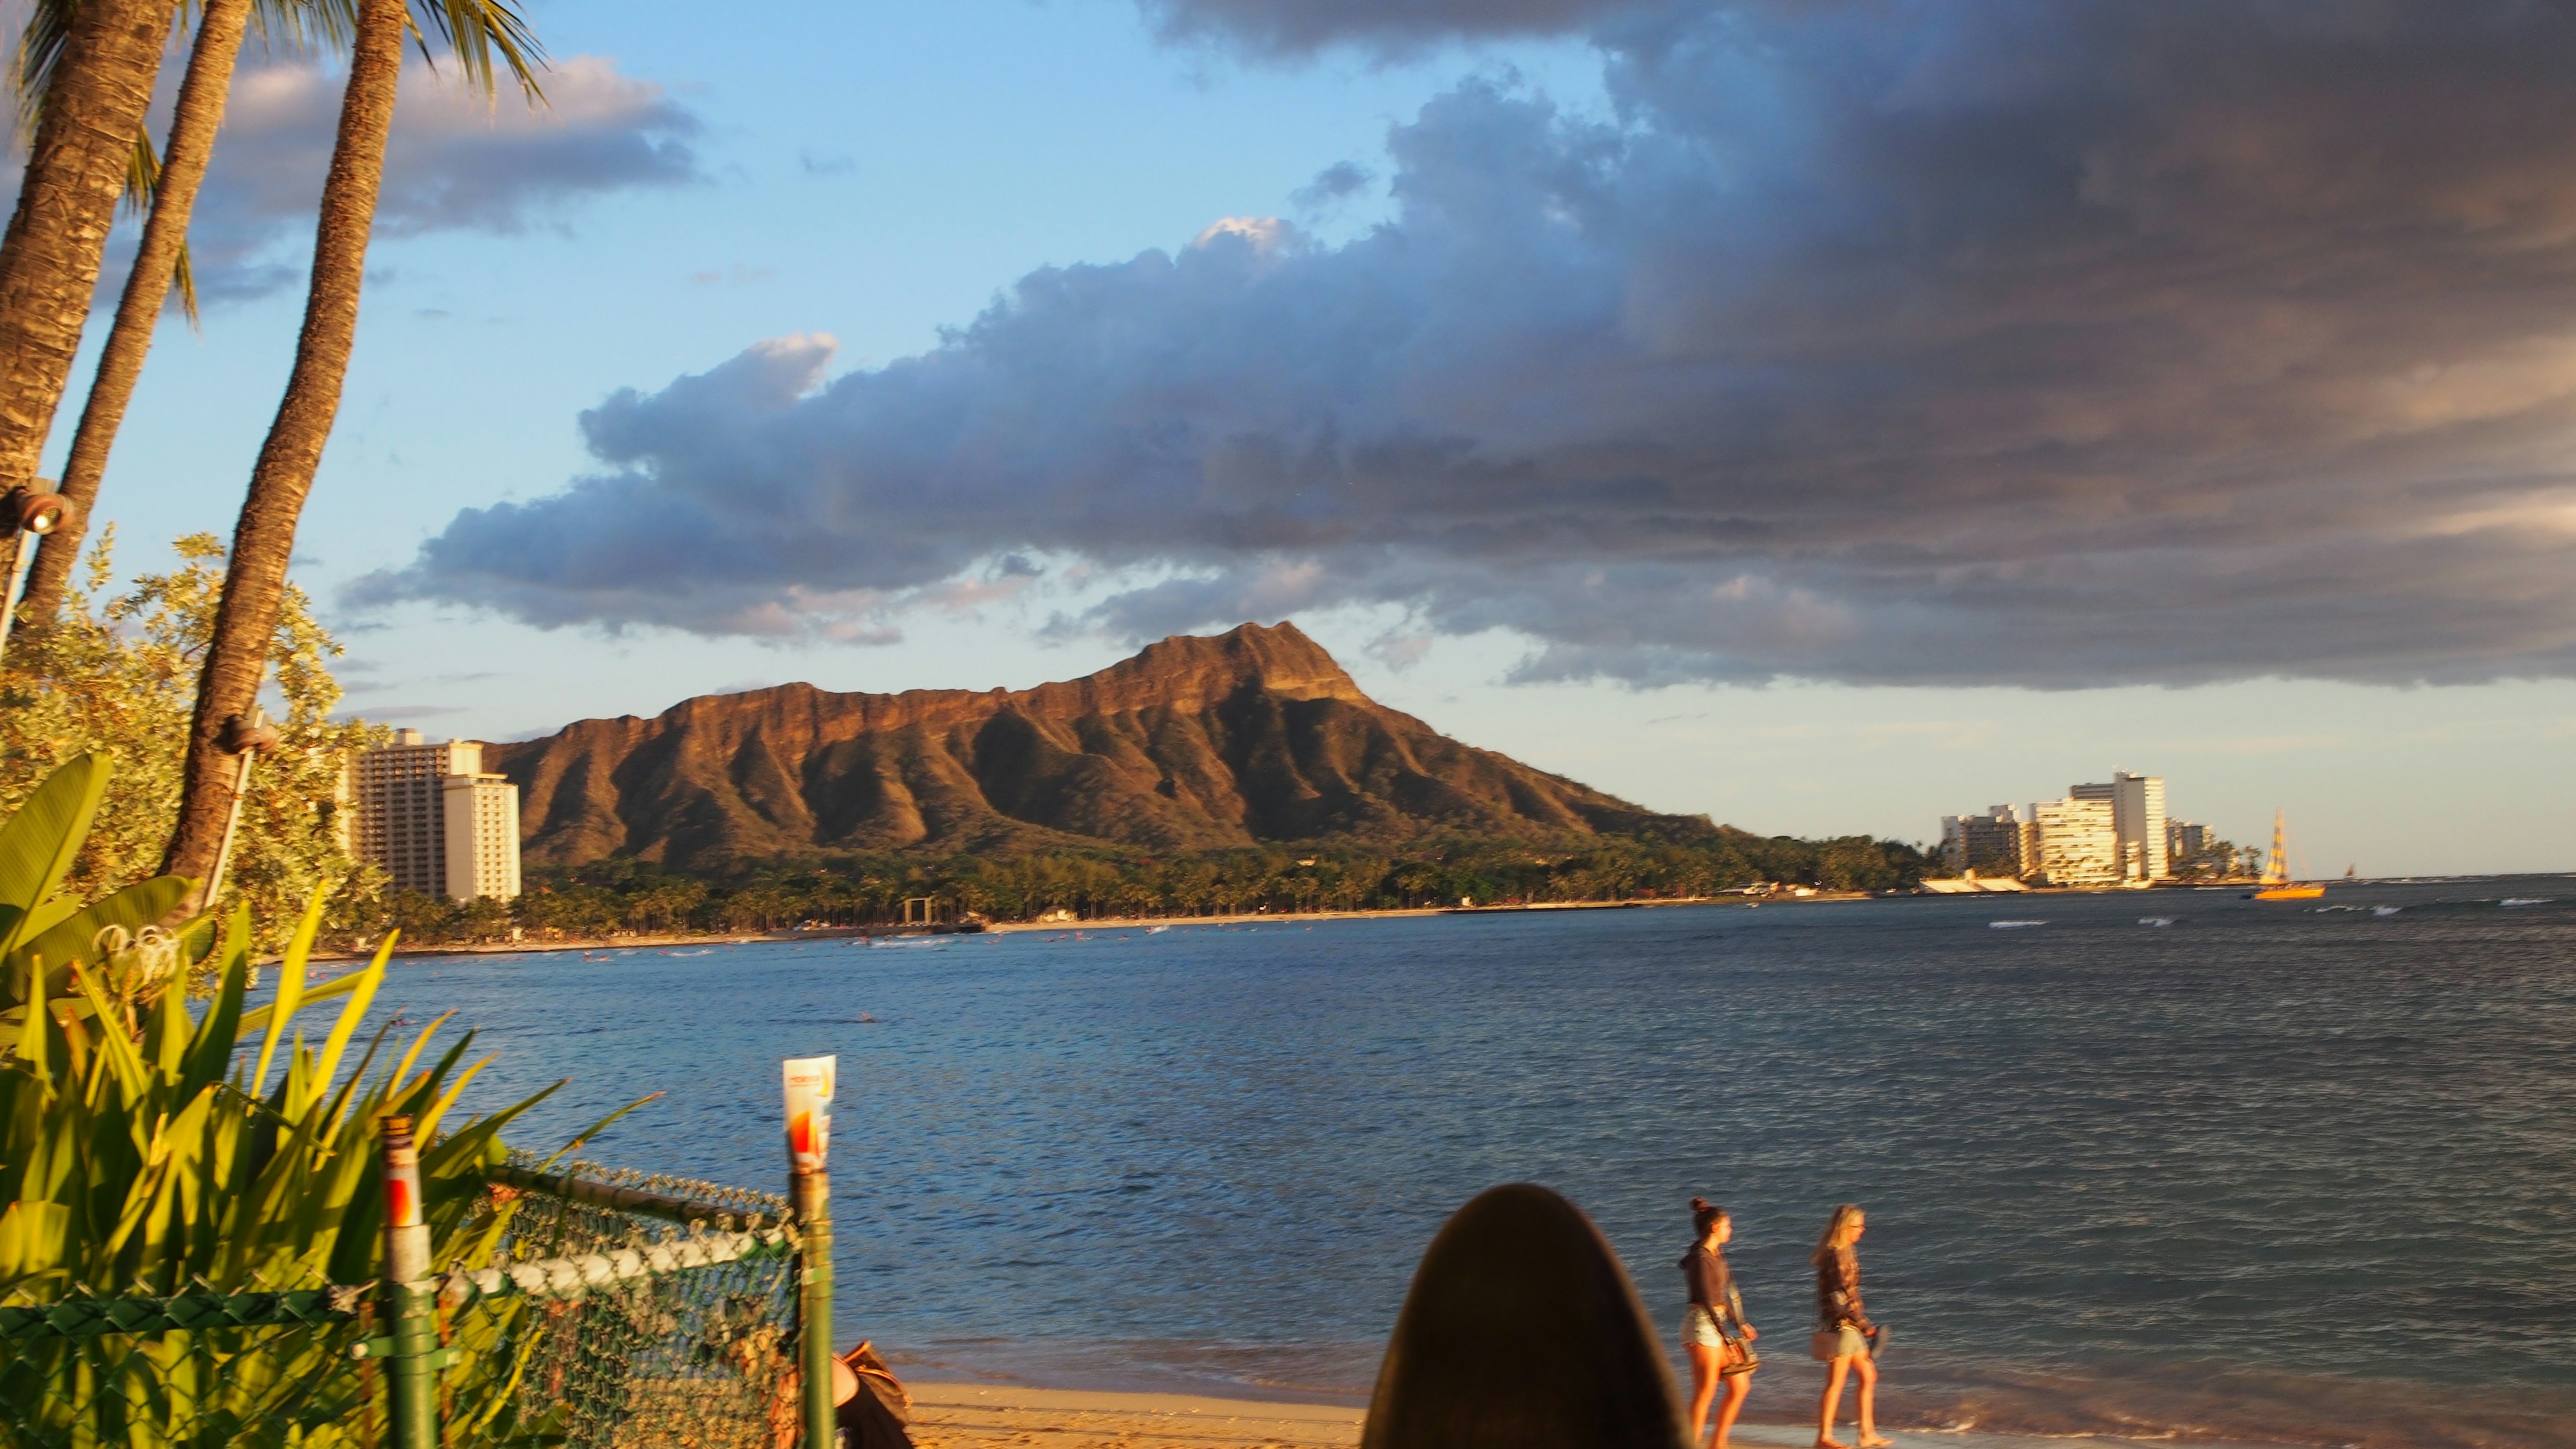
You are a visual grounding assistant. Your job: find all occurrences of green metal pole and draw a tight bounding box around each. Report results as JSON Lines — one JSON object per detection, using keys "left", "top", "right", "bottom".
{"left": 786, "top": 1054, "right": 839, "bottom": 1448}
{"left": 794, "top": 1165, "right": 835, "bottom": 1449}
{"left": 380, "top": 1114, "right": 441, "bottom": 1449}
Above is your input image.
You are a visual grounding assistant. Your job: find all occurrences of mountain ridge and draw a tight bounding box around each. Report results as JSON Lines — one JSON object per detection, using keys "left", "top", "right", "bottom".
{"left": 487, "top": 622, "right": 1712, "bottom": 869}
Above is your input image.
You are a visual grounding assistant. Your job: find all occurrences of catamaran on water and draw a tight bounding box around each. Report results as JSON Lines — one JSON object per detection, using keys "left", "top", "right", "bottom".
{"left": 2252, "top": 809, "right": 2324, "bottom": 900}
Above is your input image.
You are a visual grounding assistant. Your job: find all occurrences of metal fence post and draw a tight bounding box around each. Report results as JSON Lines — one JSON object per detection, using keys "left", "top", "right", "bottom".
{"left": 380, "top": 1114, "right": 442, "bottom": 1449}
{"left": 785, "top": 1057, "right": 837, "bottom": 1449}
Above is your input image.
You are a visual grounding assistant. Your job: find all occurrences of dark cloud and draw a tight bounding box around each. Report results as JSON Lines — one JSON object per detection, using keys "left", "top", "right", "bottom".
{"left": 1135, "top": 0, "right": 1640, "bottom": 54}
{"left": 1291, "top": 160, "right": 1376, "bottom": 210}
{"left": 360, "top": 2, "right": 2576, "bottom": 688}
{"left": 96, "top": 54, "right": 703, "bottom": 302}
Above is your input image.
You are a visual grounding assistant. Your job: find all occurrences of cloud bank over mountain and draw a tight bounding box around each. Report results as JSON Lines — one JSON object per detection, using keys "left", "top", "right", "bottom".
{"left": 362, "top": 1, "right": 2576, "bottom": 688}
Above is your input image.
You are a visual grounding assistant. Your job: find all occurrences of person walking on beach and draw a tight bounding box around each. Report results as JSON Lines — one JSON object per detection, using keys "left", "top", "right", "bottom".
{"left": 1680, "top": 1197, "right": 1759, "bottom": 1449}
{"left": 1811, "top": 1203, "right": 1888, "bottom": 1449}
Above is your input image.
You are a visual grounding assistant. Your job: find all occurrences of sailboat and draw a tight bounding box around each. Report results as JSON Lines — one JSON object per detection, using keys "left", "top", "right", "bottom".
{"left": 2253, "top": 809, "right": 2324, "bottom": 900}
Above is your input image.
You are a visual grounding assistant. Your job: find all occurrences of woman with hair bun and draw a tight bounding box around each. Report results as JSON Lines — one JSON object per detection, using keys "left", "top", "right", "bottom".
{"left": 1678, "top": 1197, "right": 1759, "bottom": 1449}
{"left": 1811, "top": 1203, "right": 1888, "bottom": 1449}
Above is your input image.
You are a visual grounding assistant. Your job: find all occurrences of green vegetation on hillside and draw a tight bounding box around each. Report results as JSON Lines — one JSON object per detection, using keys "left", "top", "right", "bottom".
{"left": 374, "top": 831, "right": 1933, "bottom": 945}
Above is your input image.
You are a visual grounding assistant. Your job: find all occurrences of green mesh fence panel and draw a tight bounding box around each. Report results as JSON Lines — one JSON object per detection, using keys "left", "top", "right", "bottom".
{"left": 0, "top": 1273, "right": 379, "bottom": 1449}
{"left": 433, "top": 1157, "right": 800, "bottom": 1449}
{"left": 0, "top": 1160, "right": 802, "bottom": 1449}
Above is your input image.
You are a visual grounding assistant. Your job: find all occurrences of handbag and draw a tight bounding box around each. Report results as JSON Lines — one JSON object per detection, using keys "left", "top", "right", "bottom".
{"left": 1809, "top": 1325, "right": 1887, "bottom": 1361}
{"left": 1717, "top": 1334, "right": 1758, "bottom": 1377}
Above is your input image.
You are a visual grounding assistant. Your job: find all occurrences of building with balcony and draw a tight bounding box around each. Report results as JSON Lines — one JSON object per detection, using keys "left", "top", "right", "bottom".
{"left": 350, "top": 730, "right": 521, "bottom": 901}
{"left": 2031, "top": 794, "right": 2121, "bottom": 886}
{"left": 1941, "top": 804, "right": 2032, "bottom": 877}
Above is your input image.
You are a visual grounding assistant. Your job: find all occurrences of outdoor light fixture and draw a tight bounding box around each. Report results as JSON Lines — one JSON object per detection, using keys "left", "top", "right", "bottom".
{"left": 204, "top": 708, "right": 282, "bottom": 908}
{"left": 217, "top": 711, "right": 283, "bottom": 756}
{"left": 0, "top": 480, "right": 72, "bottom": 668}
{"left": 7, "top": 486, "right": 66, "bottom": 537}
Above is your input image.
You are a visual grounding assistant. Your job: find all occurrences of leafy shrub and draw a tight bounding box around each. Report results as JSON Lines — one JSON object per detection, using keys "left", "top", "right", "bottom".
{"left": 0, "top": 755, "right": 598, "bottom": 1446}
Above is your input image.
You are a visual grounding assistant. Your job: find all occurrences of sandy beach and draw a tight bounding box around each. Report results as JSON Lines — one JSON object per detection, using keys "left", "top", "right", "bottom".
{"left": 902, "top": 1385, "right": 2279, "bottom": 1449}
{"left": 908, "top": 1384, "right": 1362, "bottom": 1449}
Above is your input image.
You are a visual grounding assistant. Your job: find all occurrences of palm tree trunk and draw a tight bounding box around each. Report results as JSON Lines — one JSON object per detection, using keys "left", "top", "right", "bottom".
{"left": 19, "top": 0, "right": 254, "bottom": 627}
{"left": 0, "top": 0, "right": 177, "bottom": 498}
{"left": 163, "top": 0, "right": 405, "bottom": 896}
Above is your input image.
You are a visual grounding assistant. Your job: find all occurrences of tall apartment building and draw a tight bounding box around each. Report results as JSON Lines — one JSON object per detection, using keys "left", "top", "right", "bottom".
{"left": 2167, "top": 820, "right": 2218, "bottom": 869}
{"left": 2031, "top": 794, "right": 2121, "bottom": 885}
{"left": 2110, "top": 771, "right": 2167, "bottom": 880}
{"left": 1941, "top": 805, "right": 2030, "bottom": 877}
{"left": 2072, "top": 772, "right": 2169, "bottom": 879}
{"left": 350, "top": 730, "right": 522, "bottom": 901}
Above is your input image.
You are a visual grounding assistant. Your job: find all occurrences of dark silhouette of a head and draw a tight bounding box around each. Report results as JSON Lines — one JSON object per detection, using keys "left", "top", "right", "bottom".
{"left": 1363, "top": 1183, "right": 1686, "bottom": 1449}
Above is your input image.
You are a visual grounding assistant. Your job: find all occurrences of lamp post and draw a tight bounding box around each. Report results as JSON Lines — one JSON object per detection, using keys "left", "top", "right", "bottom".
{"left": 0, "top": 483, "right": 68, "bottom": 669}
{"left": 202, "top": 707, "right": 280, "bottom": 908}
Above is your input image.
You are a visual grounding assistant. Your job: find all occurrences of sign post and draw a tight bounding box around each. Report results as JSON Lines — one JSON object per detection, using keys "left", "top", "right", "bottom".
{"left": 379, "top": 1115, "right": 441, "bottom": 1449}
{"left": 784, "top": 1055, "right": 837, "bottom": 1448}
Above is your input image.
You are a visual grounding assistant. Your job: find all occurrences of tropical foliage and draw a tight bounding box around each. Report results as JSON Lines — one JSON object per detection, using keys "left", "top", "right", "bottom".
{"left": 166, "top": 0, "right": 546, "bottom": 899}
{"left": 0, "top": 0, "right": 181, "bottom": 506}
{"left": 0, "top": 755, "right": 603, "bottom": 1446}
{"left": 0, "top": 753, "right": 555, "bottom": 1293}
{"left": 0, "top": 533, "right": 379, "bottom": 952}
{"left": 15, "top": 0, "right": 278, "bottom": 626}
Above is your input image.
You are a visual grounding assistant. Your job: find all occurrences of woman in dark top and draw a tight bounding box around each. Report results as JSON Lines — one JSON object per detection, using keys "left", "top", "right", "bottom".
{"left": 1812, "top": 1203, "right": 1888, "bottom": 1449}
{"left": 1678, "top": 1197, "right": 1758, "bottom": 1449}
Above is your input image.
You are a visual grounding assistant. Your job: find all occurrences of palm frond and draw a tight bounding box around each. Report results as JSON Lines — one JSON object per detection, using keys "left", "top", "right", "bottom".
{"left": 407, "top": 0, "right": 546, "bottom": 105}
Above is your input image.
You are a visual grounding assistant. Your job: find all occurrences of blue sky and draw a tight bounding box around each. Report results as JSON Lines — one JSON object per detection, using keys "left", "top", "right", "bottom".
{"left": 37, "top": 0, "right": 2576, "bottom": 874}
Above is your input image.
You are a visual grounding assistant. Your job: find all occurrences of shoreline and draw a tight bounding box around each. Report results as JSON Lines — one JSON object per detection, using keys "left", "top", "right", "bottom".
{"left": 982, "top": 896, "right": 1805, "bottom": 934}
{"left": 342, "top": 873, "right": 2480, "bottom": 961}
{"left": 354, "top": 895, "right": 1790, "bottom": 958}
{"left": 900, "top": 1382, "right": 2291, "bottom": 1449}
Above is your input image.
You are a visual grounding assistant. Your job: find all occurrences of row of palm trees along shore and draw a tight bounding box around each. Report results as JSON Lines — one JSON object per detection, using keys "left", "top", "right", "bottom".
{"left": 0, "top": 0, "right": 543, "bottom": 914}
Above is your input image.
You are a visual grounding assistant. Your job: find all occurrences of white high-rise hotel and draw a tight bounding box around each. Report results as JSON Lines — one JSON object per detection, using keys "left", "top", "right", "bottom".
{"left": 350, "top": 731, "right": 522, "bottom": 900}
{"left": 1941, "top": 771, "right": 2170, "bottom": 885}
{"left": 2109, "top": 770, "right": 2167, "bottom": 881}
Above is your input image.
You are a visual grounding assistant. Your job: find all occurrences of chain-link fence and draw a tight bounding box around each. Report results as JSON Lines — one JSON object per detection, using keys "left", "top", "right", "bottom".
{"left": 0, "top": 1273, "right": 379, "bottom": 1448}
{"left": 0, "top": 1158, "right": 803, "bottom": 1449}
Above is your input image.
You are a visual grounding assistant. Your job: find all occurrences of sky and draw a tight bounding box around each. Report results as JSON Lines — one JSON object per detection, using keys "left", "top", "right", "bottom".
{"left": 23, "top": 0, "right": 2576, "bottom": 874}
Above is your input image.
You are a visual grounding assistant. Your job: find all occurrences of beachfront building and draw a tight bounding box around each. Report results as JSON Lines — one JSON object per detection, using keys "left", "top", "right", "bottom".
{"left": 351, "top": 729, "right": 523, "bottom": 901}
{"left": 2112, "top": 771, "right": 2168, "bottom": 879}
{"left": 2031, "top": 795, "right": 2121, "bottom": 885}
{"left": 1941, "top": 805, "right": 2031, "bottom": 877}
{"left": 2166, "top": 819, "right": 2225, "bottom": 875}
{"left": 2072, "top": 772, "right": 2169, "bottom": 880}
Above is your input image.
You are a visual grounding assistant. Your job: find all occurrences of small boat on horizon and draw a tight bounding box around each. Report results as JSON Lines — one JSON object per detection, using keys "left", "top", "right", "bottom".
{"left": 2252, "top": 809, "right": 2324, "bottom": 900}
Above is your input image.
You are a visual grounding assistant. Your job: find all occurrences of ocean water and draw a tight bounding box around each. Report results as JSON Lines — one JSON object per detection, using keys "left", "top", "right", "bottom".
{"left": 360, "top": 881, "right": 2576, "bottom": 1448}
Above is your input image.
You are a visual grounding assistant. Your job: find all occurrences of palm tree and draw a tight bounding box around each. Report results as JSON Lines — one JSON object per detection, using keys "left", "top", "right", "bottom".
{"left": 17, "top": 0, "right": 286, "bottom": 627}
{"left": 0, "top": 0, "right": 180, "bottom": 502}
{"left": 161, "top": 0, "right": 541, "bottom": 900}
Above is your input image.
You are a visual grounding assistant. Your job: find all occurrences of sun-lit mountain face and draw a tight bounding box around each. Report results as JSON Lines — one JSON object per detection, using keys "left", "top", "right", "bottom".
{"left": 488, "top": 622, "right": 1701, "bottom": 867}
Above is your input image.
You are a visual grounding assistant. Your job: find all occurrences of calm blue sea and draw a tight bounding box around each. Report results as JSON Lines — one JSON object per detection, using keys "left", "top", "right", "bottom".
{"left": 345, "top": 882, "right": 2576, "bottom": 1448}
